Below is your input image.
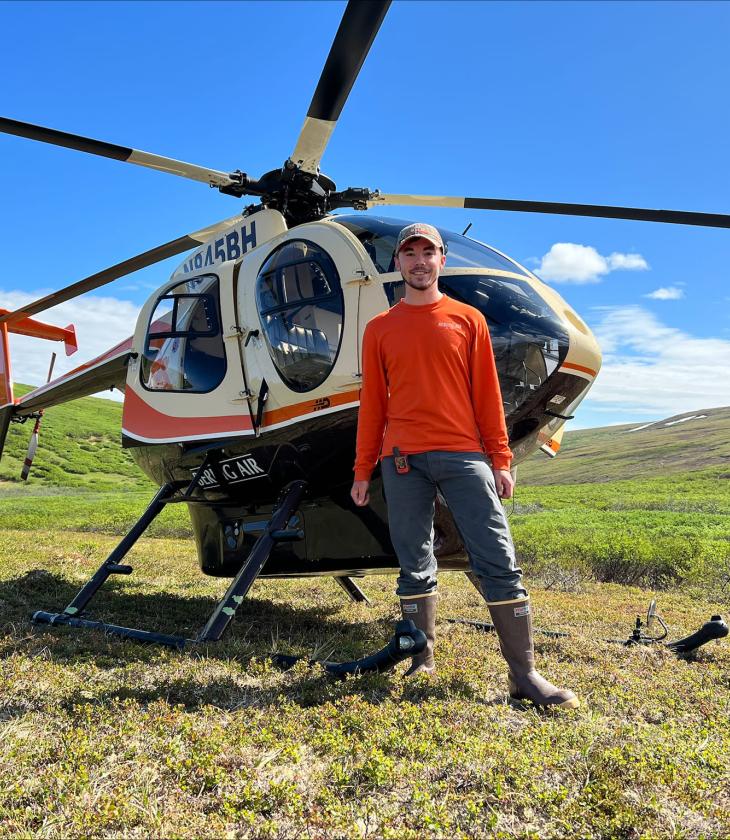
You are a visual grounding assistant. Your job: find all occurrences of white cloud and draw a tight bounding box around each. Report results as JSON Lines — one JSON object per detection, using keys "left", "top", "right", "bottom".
{"left": 534, "top": 242, "right": 649, "bottom": 283}
{"left": 606, "top": 252, "right": 648, "bottom": 272}
{"left": 644, "top": 286, "right": 684, "bottom": 300}
{"left": 0, "top": 289, "right": 140, "bottom": 402}
{"left": 583, "top": 305, "right": 730, "bottom": 417}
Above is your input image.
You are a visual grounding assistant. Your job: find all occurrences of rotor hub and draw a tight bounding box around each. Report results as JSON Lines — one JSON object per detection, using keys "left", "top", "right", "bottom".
{"left": 220, "top": 162, "right": 343, "bottom": 226}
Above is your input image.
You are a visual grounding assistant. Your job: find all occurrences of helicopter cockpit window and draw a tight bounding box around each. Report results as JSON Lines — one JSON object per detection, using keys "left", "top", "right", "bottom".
{"left": 141, "top": 274, "right": 227, "bottom": 393}
{"left": 256, "top": 240, "right": 344, "bottom": 392}
{"left": 438, "top": 274, "right": 569, "bottom": 416}
{"left": 331, "top": 214, "right": 528, "bottom": 280}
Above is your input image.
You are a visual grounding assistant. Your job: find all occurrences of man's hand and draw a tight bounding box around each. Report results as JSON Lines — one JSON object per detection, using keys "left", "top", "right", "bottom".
{"left": 492, "top": 468, "right": 514, "bottom": 500}
{"left": 351, "top": 480, "right": 370, "bottom": 507}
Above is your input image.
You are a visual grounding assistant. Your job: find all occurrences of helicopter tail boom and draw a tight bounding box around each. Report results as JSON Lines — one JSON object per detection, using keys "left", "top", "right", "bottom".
{"left": 0, "top": 337, "right": 134, "bottom": 463}
{"left": 0, "top": 214, "right": 245, "bottom": 326}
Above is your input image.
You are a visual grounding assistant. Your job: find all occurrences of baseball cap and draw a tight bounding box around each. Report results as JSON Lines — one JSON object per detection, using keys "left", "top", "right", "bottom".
{"left": 394, "top": 223, "right": 446, "bottom": 255}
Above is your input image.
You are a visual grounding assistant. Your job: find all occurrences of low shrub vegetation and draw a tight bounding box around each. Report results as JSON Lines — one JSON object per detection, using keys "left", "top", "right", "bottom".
{"left": 3, "top": 466, "right": 727, "bottom": 594}
{"left": 510, "top": 469, "right": 730, "bottom": 593}
{"left": 1, "top": 394, "right": 728, "bottom": 833}
{"left": 0, "top": 528, "right": 728, "bottom": 837}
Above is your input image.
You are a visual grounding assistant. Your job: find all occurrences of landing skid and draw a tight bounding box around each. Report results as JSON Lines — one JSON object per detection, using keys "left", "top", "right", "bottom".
{"left": 32, "top": 470, "right": 308, "bottom": 649}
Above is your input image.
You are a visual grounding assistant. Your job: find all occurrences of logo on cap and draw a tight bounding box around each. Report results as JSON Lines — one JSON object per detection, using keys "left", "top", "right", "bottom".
{"left": 395, "top": 223, "right": 446, "bottom": 255}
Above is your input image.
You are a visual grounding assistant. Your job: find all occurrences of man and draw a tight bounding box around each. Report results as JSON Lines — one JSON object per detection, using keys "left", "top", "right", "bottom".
{"left": 350, "top": 222, "right": 578, "bottom": 709}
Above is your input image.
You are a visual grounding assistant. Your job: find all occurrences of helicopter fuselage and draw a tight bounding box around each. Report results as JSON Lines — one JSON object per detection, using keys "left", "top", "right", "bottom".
{"left": 112, "top": 208, "right": 601, "bottom": 580}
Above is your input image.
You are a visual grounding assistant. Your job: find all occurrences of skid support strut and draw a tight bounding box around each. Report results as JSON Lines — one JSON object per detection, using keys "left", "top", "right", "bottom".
{"left": 32, "top": 478, "right": 308, "bottom": 649}
{"left": 334, "top": 576, "right": 371, "bottom": 605}
{"left": 32, "top": 482, "right": 181, "bottom": 645}
{"left": 196, "top": 480, "right": 307, "bottom": 642}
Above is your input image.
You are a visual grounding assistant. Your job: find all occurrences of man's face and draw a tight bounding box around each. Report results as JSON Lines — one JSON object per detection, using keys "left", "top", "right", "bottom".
{"left": 394, "top": 237, "right": 446, "bottom": 291}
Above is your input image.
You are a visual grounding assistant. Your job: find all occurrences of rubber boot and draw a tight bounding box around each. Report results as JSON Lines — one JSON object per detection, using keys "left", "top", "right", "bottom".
{"left": 488, "top": 598, "right": 579, "bottom": 709}
{"left": 400, "top": 594, "right": 437, "bottom": 676}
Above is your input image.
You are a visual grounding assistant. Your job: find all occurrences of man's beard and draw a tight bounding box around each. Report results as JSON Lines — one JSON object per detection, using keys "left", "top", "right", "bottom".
{"left": 403, "top": 271, "right": 438, "bottom": 290}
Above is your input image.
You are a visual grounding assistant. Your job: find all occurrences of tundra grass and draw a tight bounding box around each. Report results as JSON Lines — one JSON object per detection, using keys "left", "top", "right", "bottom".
{"left": 0, "top": 385, "right": 151, "bottom": 492}
{"left": 2, "top": 396, "right": 728, "bottom": 832}
{"left": 2, "top": 465, "right": 728, "bottom": 592}
{"left": 509, "top": 467, "right": 730, "bottom": 592}
{"left": 1, "top": 528, "right": 729, "bottom": 838}
{"left": 518, "top": 406, "right": 730, "bottom": 485}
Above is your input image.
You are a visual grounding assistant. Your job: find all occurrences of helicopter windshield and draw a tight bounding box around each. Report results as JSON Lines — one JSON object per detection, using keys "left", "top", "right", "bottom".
{"left": 331, "top": 214, "right": 529, "bottom": 276}
{"left": 438, "top": 273, "right": 569, "bottom": 418}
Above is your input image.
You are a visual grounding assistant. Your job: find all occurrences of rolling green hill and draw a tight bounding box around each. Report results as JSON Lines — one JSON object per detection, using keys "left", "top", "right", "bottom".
{"left": 2, "top": 384, "right": 728, "bottom": 492}
{"left": 0, "top": 384, "right": 152, "bottom": 493}
{"left": 519, "top": 406, "right": 730, "bottom": 485}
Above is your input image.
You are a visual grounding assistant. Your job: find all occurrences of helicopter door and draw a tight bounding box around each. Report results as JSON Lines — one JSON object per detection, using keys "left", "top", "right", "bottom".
{"left": 238, "top": 223, "right": 381, "bottom": 434}
{"left": 123, "top": 261, "right": 255, "bottom": 445}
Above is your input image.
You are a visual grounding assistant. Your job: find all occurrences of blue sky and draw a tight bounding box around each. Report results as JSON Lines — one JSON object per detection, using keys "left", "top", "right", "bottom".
{"left": 1, "top": 0, "right": 729, "bottom": 429}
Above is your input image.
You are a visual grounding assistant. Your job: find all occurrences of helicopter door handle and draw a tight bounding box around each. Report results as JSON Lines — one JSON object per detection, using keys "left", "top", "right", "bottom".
{"left": 254, "top": 379, "right": 269, "bottom": 433}
{"left": 244, "top": 329, "right": 260, "bottom": 347}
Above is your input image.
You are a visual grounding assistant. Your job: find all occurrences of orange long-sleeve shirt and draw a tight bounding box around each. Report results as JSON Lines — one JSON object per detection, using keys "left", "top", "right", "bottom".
{"left": 353, "top": 295, "right": 512, "bottom": 481}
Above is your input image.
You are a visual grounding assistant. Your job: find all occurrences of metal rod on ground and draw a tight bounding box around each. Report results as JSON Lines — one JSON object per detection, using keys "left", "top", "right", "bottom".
{"left": 446, "top": 614, "right": 728, "bottom": 655}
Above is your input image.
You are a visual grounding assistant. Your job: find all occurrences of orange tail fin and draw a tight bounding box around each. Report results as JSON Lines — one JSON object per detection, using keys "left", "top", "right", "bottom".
{"left": 0, "top": 311, "right": 77, "bottom": 460}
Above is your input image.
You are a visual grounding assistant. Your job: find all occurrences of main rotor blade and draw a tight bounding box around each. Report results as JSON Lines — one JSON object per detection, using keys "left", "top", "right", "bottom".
{"left": 0, "top": 117, "right": 238, "bottom": 188}
{"left": 367, "top": 193, "right": 730, "bottom": 229}
{"left": 290, "top": 0, "right": 390, "bottom": 174}
{"left": 0, "top": 214, "right": 244, "bottom": 325}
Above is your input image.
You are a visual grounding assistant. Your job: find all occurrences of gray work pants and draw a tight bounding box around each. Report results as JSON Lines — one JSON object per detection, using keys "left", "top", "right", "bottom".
{"left": 381, "top": 451, "right": 527, "bottom": 603}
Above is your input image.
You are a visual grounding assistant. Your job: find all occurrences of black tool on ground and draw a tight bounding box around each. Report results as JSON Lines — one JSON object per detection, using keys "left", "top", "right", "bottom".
{"left": 271, "top": 619, "right": 427, "bottom": 677}
{"left": 447, "top": 599, "right": 728, "bottom": 658}
{"left": 621, "top": 599, "right": 728, "bottom": 653}
{"left": 664, "top": 616, "right": 728, "bottom": 654}
{"left": 624, "top": 598, "right": 669, "bottom": 645}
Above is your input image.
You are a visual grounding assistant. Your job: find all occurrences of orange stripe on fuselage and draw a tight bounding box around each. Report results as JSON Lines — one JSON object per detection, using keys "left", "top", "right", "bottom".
{"left": 123, "top": 387, "right": 254, "bottom": 439}
{"left": 560, "top": 361, "right": 597, "bottom": 377}
{"left": 122, "top": 386, "right": 361, "bottom": 443}
{"left": 262, "top": 389, "right": 360, "bottom": 426}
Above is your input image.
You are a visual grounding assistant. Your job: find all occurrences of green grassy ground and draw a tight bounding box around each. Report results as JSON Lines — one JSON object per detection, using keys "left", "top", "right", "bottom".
{"left": 1, "top": 529, "right": 728, "bottom": 837}
{"left": 1, "top": 385, "right": 152, "bottom": 492}
{"left": 510, "top": 466, "right": 730, "bottom": 592}
{"left": 1, "top": 391, "right": 729, "bottom": 835}
{"left": 519, "top": 406, "right": 730, "bottom": 486}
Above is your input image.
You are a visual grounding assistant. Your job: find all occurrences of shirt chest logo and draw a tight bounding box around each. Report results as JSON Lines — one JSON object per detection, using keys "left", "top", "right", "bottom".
{"left": 437, "top": 321, "right": 464, "bottom": 333}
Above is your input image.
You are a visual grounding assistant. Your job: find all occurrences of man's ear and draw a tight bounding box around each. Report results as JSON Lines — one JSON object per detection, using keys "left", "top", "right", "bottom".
{"left": 394, "top": 254, "right": 401, "bottom": 271}
{"left": 439, "top": 253, "right": 446, "bottom": 268}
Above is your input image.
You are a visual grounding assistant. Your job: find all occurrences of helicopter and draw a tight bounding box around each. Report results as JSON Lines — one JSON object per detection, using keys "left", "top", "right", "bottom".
{"left": 1, "top": 0, "right": 729, "bottom": 650}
